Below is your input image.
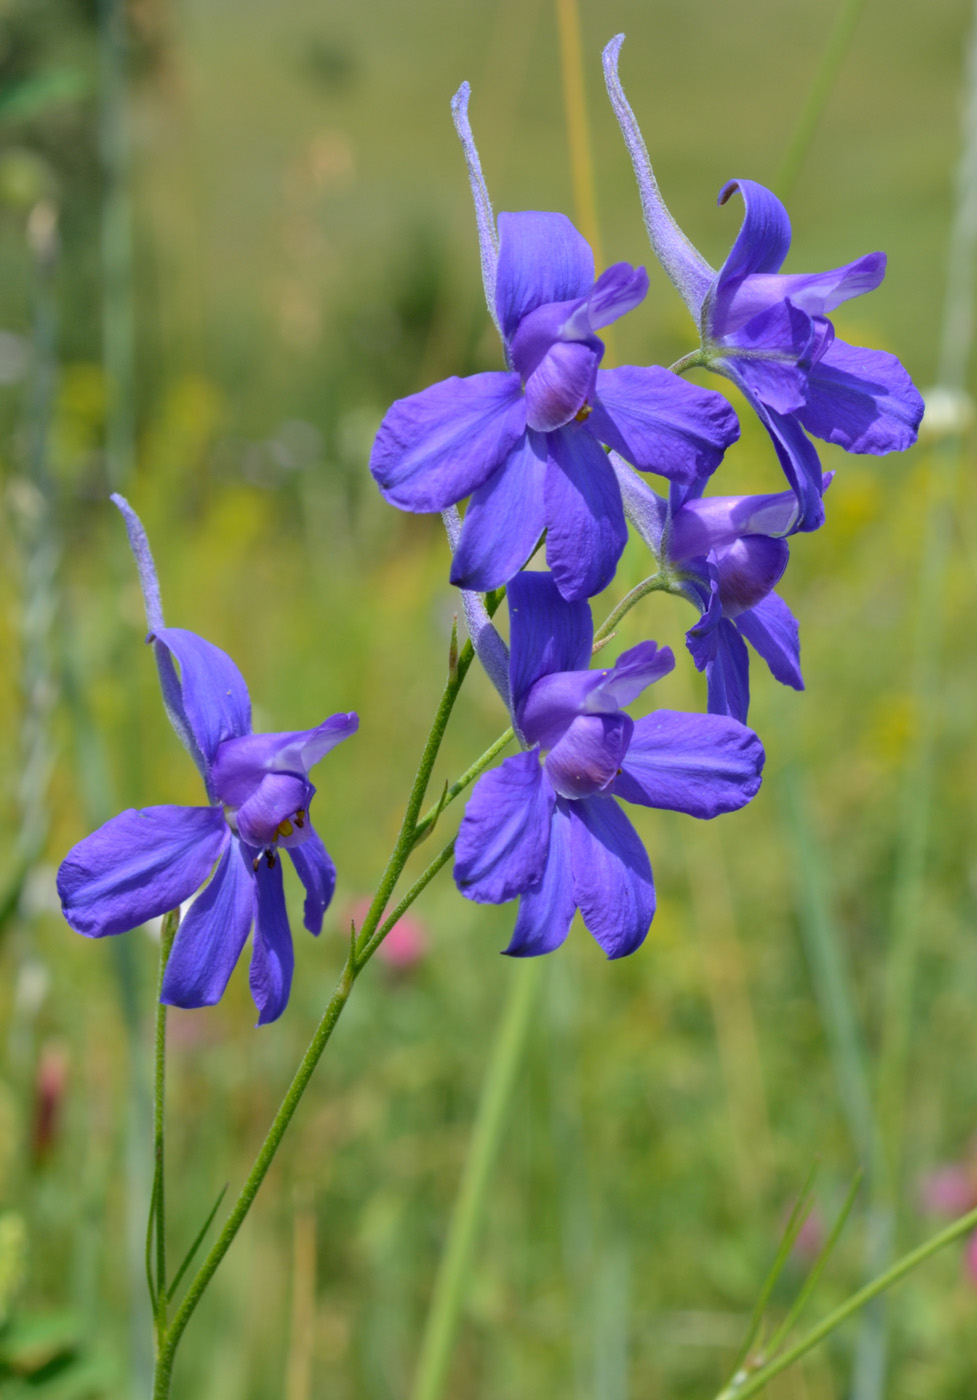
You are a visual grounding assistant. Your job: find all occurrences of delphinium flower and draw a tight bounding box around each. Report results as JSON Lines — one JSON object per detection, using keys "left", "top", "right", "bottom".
{"left": 370, "top": 144, "right": 740, "bottom": 603}
{"left": 603, "top": 35, "right": 924, "bottom": 533}
{"left": 454, "top": 570, "right": 765, "bottom": 955}
{"left": 57, "top": 498, "right": 358, "bottom": 1024}
{"left": 611, "top": 456, "right": 825, "bottom": 721}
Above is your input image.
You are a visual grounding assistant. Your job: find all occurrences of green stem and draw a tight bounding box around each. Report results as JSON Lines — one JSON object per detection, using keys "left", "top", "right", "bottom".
{"left": 152, "top": 635, "right": 482, "bottom": 1394}
{"left": 555, "top": 0, "right": 602, "bottom": 266}
{"left": 774, "top": 0, "right": 868, "bottom": 200}
{"left": 594, "top": 573, "right": 670, "bottom": 642}
{"left": 358, "top": 839, "right": 456, "bottom": 969}
{"left": 414, "top": 727, "right": 514, "bottom": 844}
{"left": 667, "top": 349, "right": 707, "bottom": 376}
{"left": 858, "top": 3, "right": 977, "bottom": 1386}
{"left": 715, "top": 1205, "right": 977, "bottom": 1400}
{"left": 152, "top": 950, "right": 357, "bottom": 1398}
{"left": 97, "top": 0, "right": 135, "bottom": 488}
{"left": 409, "top": 960, "right": 544, "bottom": 1400}
{"left": 352, "top": 638, "right": 477, "bottom": 964}
{"left": 152, "top": 909, "right": 179, "bottom": 1346}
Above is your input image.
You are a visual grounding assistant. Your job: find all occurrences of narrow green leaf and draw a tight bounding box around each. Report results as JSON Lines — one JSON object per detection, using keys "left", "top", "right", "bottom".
{"left": 145, "top": 1168, "right": 160, "bottom": 1314}
{"left": 725, "top": 1202, "right": 977, "bottom": 1400}
{"left": 166, "top": 1185, "right": 228, "bottom": 1305}
{"left": 0, "top": 70, "right": 91, "bottom": 125}
{"left": 728, "top": 1163, "right": 820, "bottom": 1379}
{"left": 765, "top": 1167, "right": 864, "bottom": 1359}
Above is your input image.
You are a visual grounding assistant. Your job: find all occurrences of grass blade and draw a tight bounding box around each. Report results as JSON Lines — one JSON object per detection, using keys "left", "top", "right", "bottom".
{"left": 765, "top": 1168, "right": 864, "bottom": 1359}
{"left": 727, "top": 1163, "right": 820, "bottom": 1379}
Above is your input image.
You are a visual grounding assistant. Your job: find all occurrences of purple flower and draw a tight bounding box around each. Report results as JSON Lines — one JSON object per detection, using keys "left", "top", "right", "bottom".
{"left": 613, "top": 459, "right": 816, "bottom": 722}
{"left": 454, "top": 571, "right": 764, "bottom": 956}
{"left": 370, "top": 90, "right": 739, "bottom": 603}
{"left": 603, "top": 36, "right": 923, "bottom": 533}
{"left": 919, "top": 1153, "right": 977, "bottom": 1287}
{"left": 56, "top": 499, "right": 358, "bottom": 1024}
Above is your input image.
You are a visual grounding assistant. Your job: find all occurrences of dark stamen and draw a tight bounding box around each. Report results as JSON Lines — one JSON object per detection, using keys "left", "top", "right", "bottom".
{"left": 266, "top": 851, "right": 276, "bottom": 869}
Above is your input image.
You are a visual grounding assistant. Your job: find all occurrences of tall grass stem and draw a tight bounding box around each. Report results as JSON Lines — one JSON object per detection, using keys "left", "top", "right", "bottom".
{"left": 409, "top": 960, "right": 544, "bottom": 1400}
{"left": 774, "top": 0, "right": 868, "bottom": 199}
{"left": 98, "top": 0, "right": 135, "bottom": 488}
{"left": 857, "top": 2, "right": 977, "bottom": 1392}
{"left": 555, "top": 0, "right": 602, "bottom": 268}
{"left": 715, "top": 1203, "right": 977, "bottom": 1400}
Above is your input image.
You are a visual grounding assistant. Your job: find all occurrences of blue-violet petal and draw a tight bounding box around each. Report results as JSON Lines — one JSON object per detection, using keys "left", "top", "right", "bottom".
{"left": 58, "top": 805, "right": 228, "bottom": 939}
{"left": 544, "top": 427, "right": 627, "bottom": 601}
{"left": 569, "top": 797, "right": 655, "bottom": 958}
{"left": 370, "top": 373, "right": 526, "bottom": 512}
{"left": 249, "top": 856, "right": 295, "bottom": 1025}
{"left": 495, "top": 211, "right": 594, "bottom": 343}
{"left": 161, "top": 838, "right": 255, "bottom": 1008}
{"left": 613, "top": 709, "right": 764, "bottom": 817}
{"left": 505, "top": 801, "right": 576, "bottom": 956}
{"left": 455, "top": 749, "right": 555, "bottom": 903}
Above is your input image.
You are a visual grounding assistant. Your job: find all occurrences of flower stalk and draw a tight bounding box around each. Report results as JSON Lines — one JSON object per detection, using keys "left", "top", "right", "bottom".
{"left": 151, "top": 908, "right": 179, "bottom": 1347}
{"left": 151, "top": 618, "right": 501, "bottom": 1394}
{"left": 713, "top": 1204, "right": 977, "bottom": 1400}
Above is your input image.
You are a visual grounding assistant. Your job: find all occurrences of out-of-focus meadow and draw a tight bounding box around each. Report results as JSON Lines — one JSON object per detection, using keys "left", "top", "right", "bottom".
{"left": 1, "top": 0, "right": 977, "bottom": 1395}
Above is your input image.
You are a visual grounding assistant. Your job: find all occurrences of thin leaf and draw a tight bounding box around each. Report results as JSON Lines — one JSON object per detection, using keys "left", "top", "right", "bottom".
{"left": 0, "top": 70, "right": 90, "bottom": 125}
{"left": 728, "top": 1163, "right": 820, "bottom": 1379}
{"left": 166, "top": 1184, "right": 228, "bottom": 1304}
{"left": 765, "top": 1167, "right": 864, "bottom": 1359}
{"left": 145, "top": 1167, "right": 160, "bottom": 1314}
{"left": 415, "top": 780, "right": 450, "bottom": 845}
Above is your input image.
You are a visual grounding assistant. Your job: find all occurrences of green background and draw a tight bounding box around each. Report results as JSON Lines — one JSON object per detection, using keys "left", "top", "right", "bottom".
{"left": 1, "top": 0, "right": 976, "bottom": 1395}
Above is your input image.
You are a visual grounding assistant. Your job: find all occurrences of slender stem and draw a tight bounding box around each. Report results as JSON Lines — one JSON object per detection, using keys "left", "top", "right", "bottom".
{"left": 763, "top": 1168, "right": 863, "bottom": 1360}
{"left": 414, "top": 727, "right": 515, "bottom": 844}
{"left": 357, "top": 839, "right": 456, "bottom": 969}
{"left": 667, "top": 349, "right": 707, "bottom": 376}
{"left": 781, "top": 766, "right": 876, "bottom": 1163}
{"left": 858, "top": 4, "right": 977, "bottom": 1389}
{"left": 555, "top": 0, "right": 602, "bottom": 267}
{"left": 410, "top": 960, "right": 544, "bottom": 1400}
{"left": 152, "top": 909, "right": 179, "bottom": 1345}
{"left": 774, "top": 0, "right": 869, "bottom": 200}
{"left": 152, "top": 951, "right": 357, "bottom": 1398}
{"left": 352, "top": 639, "right": 476, "bottom": 964}
{"left": 715, "top": 1205, "right": 977, "bottom": 1400}
{"left": 152, "top": 636, "right": 483, "bottom": 1394}
{"left": 97, "top": 0, "right": 135, "bottom": 488}
{"left": 593, "top": 573, "right": 669, "bottom": 643}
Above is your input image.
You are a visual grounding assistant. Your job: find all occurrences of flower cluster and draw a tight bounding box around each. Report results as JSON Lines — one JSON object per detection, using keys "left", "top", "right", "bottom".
{"left": 369, "top": 52, "right": 921, "bottom": 955}
{"left": 56, "top": 37, "right": 923, "bottom": 1014}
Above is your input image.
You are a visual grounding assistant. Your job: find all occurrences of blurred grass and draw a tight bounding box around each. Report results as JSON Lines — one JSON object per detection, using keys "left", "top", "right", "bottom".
{"left": 2, "top": 0, "right": 977, "bottom": 1397}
